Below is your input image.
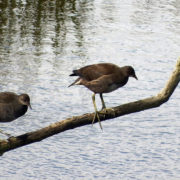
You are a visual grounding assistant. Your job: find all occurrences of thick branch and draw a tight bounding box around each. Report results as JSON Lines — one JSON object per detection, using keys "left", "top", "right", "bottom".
{"left": 0, "top": 58, "right": 180, "bottom": 155}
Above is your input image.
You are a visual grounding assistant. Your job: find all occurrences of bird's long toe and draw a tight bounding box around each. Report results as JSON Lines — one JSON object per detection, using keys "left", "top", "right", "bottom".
{"left": 92, "top": 111, "right": 103, "bottom": 130}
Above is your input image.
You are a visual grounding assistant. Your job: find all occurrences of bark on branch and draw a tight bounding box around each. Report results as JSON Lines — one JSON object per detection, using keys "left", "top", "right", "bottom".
{"left": 0, "top": 58, "right": 180, "bottom": 155}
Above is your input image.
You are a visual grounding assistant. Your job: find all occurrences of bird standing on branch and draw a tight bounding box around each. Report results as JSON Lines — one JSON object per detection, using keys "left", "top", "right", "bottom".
{"left": 69, "top": 63, "right": 138, "bottom": 129}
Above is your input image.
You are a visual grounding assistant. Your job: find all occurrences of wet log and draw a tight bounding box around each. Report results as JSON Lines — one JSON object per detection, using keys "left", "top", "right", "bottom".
{"left": 0, "top": 57, "right": 180, "bottom": 155}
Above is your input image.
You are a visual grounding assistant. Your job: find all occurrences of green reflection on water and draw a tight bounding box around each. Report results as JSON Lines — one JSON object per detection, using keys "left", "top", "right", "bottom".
{"left": 0, "top": 0, "right": 94, "bottom": 58}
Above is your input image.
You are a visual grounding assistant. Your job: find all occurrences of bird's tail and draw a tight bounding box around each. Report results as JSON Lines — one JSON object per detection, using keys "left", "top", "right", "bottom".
{"left": 69, "top": 70, "right": 80, "bottom": 87}
{"left": 68, "top": 77, "right": 81, "bottom": 87}
{"left": 69, "top": 70, "right": 79, "bottom": 76}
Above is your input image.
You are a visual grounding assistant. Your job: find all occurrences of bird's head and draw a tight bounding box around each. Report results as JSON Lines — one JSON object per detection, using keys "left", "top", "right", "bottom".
{"left": 19, "top": 94, "right": 32, "bottom": 109}
{"left": 126, "top": 66, "right": 138, "bottom": 80}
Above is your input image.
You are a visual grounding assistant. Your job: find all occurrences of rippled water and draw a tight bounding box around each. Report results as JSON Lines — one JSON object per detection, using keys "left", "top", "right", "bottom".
{"left": 0, "top": 0, "right": 180, "bottom": 179}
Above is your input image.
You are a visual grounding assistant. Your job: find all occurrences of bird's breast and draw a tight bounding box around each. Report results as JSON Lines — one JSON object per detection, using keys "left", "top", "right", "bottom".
{"left": 104, "top": 83, "right": 122, "bottom": 93}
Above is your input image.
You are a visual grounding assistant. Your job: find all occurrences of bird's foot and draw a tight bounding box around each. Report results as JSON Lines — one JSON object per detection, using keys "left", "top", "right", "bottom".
{"left": 92, "top": 111, "right": 103, "bottom": 130}
{"left": 101, "top": 107, "right": 116, "bottom": 117}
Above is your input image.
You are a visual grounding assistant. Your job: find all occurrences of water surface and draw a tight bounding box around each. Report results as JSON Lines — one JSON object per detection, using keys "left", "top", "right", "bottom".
{"left": 0, "top": 0, "right": 180, "bottom": 179}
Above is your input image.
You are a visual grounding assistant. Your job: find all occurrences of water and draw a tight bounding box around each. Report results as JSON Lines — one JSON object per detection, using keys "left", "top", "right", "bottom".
{"left": 0, "top": 0, "right": 180, "bottom": 179}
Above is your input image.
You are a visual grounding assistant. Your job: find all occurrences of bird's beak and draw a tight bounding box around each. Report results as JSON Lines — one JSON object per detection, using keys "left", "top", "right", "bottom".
{"left": 133, "top": 74, "right": 138, "bottom": 80}
{"left": 28, "top": 103, "right": 32, "bottom": 110}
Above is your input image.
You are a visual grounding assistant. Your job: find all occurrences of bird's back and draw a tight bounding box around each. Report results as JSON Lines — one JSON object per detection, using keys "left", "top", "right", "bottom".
{"left": 0, "top": 92, "right": 18, "bottom": 103}
{"left": 72, "top": 63, "right": 120, "bottom": 81}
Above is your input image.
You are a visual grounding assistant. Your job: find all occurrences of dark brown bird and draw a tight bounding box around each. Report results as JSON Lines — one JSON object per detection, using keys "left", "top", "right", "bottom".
{"left": 69, "top": 63, "right": 138, "bottom": 129}
{"left": 0, "top": 92, "right": 31, "bottom": 136}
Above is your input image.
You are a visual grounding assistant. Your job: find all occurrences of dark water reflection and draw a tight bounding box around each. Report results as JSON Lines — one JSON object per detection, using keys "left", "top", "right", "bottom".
{"left": 0, "top": 0, "right": 93, "bottom": 56}
{"left": 0, "top": 0, "right": 180, "bottom": 179}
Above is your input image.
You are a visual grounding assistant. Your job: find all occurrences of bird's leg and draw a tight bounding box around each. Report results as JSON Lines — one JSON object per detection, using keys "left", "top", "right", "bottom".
{"left": 0, "top": 129, "right": 12, "bottom": 137}
{"left": 99, "top": 93, "right": 116, "bottom": 117}
{"left": 99, "top": 93, "right": 108, "bottom": 118}
{"left": 100, "top": 93, "right": 106, "bottom": 110}
{"left": 92, "top": 93, "right": 103, "bottom": 130}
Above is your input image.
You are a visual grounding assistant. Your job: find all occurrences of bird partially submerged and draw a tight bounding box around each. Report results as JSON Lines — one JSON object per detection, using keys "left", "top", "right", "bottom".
{"left": 69, "top": 63, "right": 138, "bottom": 129}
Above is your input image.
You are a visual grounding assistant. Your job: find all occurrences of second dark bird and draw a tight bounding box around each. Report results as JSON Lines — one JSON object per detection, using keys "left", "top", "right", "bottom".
{"left": 0, "top": 92, "right": 31, "bottom": 136}
{"left": 69, "top": 63, "right": 138, "bottom": 129}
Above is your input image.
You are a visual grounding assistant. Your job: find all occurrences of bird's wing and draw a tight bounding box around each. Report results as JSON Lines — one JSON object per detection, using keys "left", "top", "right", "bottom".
{"left": 0, "top": 103, "right": 16, "bottom": 122}
{"left": 78, "top": 63, "right": 118, "bottom": 81}
{"left": 85, "top": 74, "right": 116, "bottom": 93}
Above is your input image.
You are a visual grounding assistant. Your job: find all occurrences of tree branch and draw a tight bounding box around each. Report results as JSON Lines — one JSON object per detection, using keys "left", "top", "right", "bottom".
{"left": 0, "top": 57, "right": 180, "bottom": 155}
